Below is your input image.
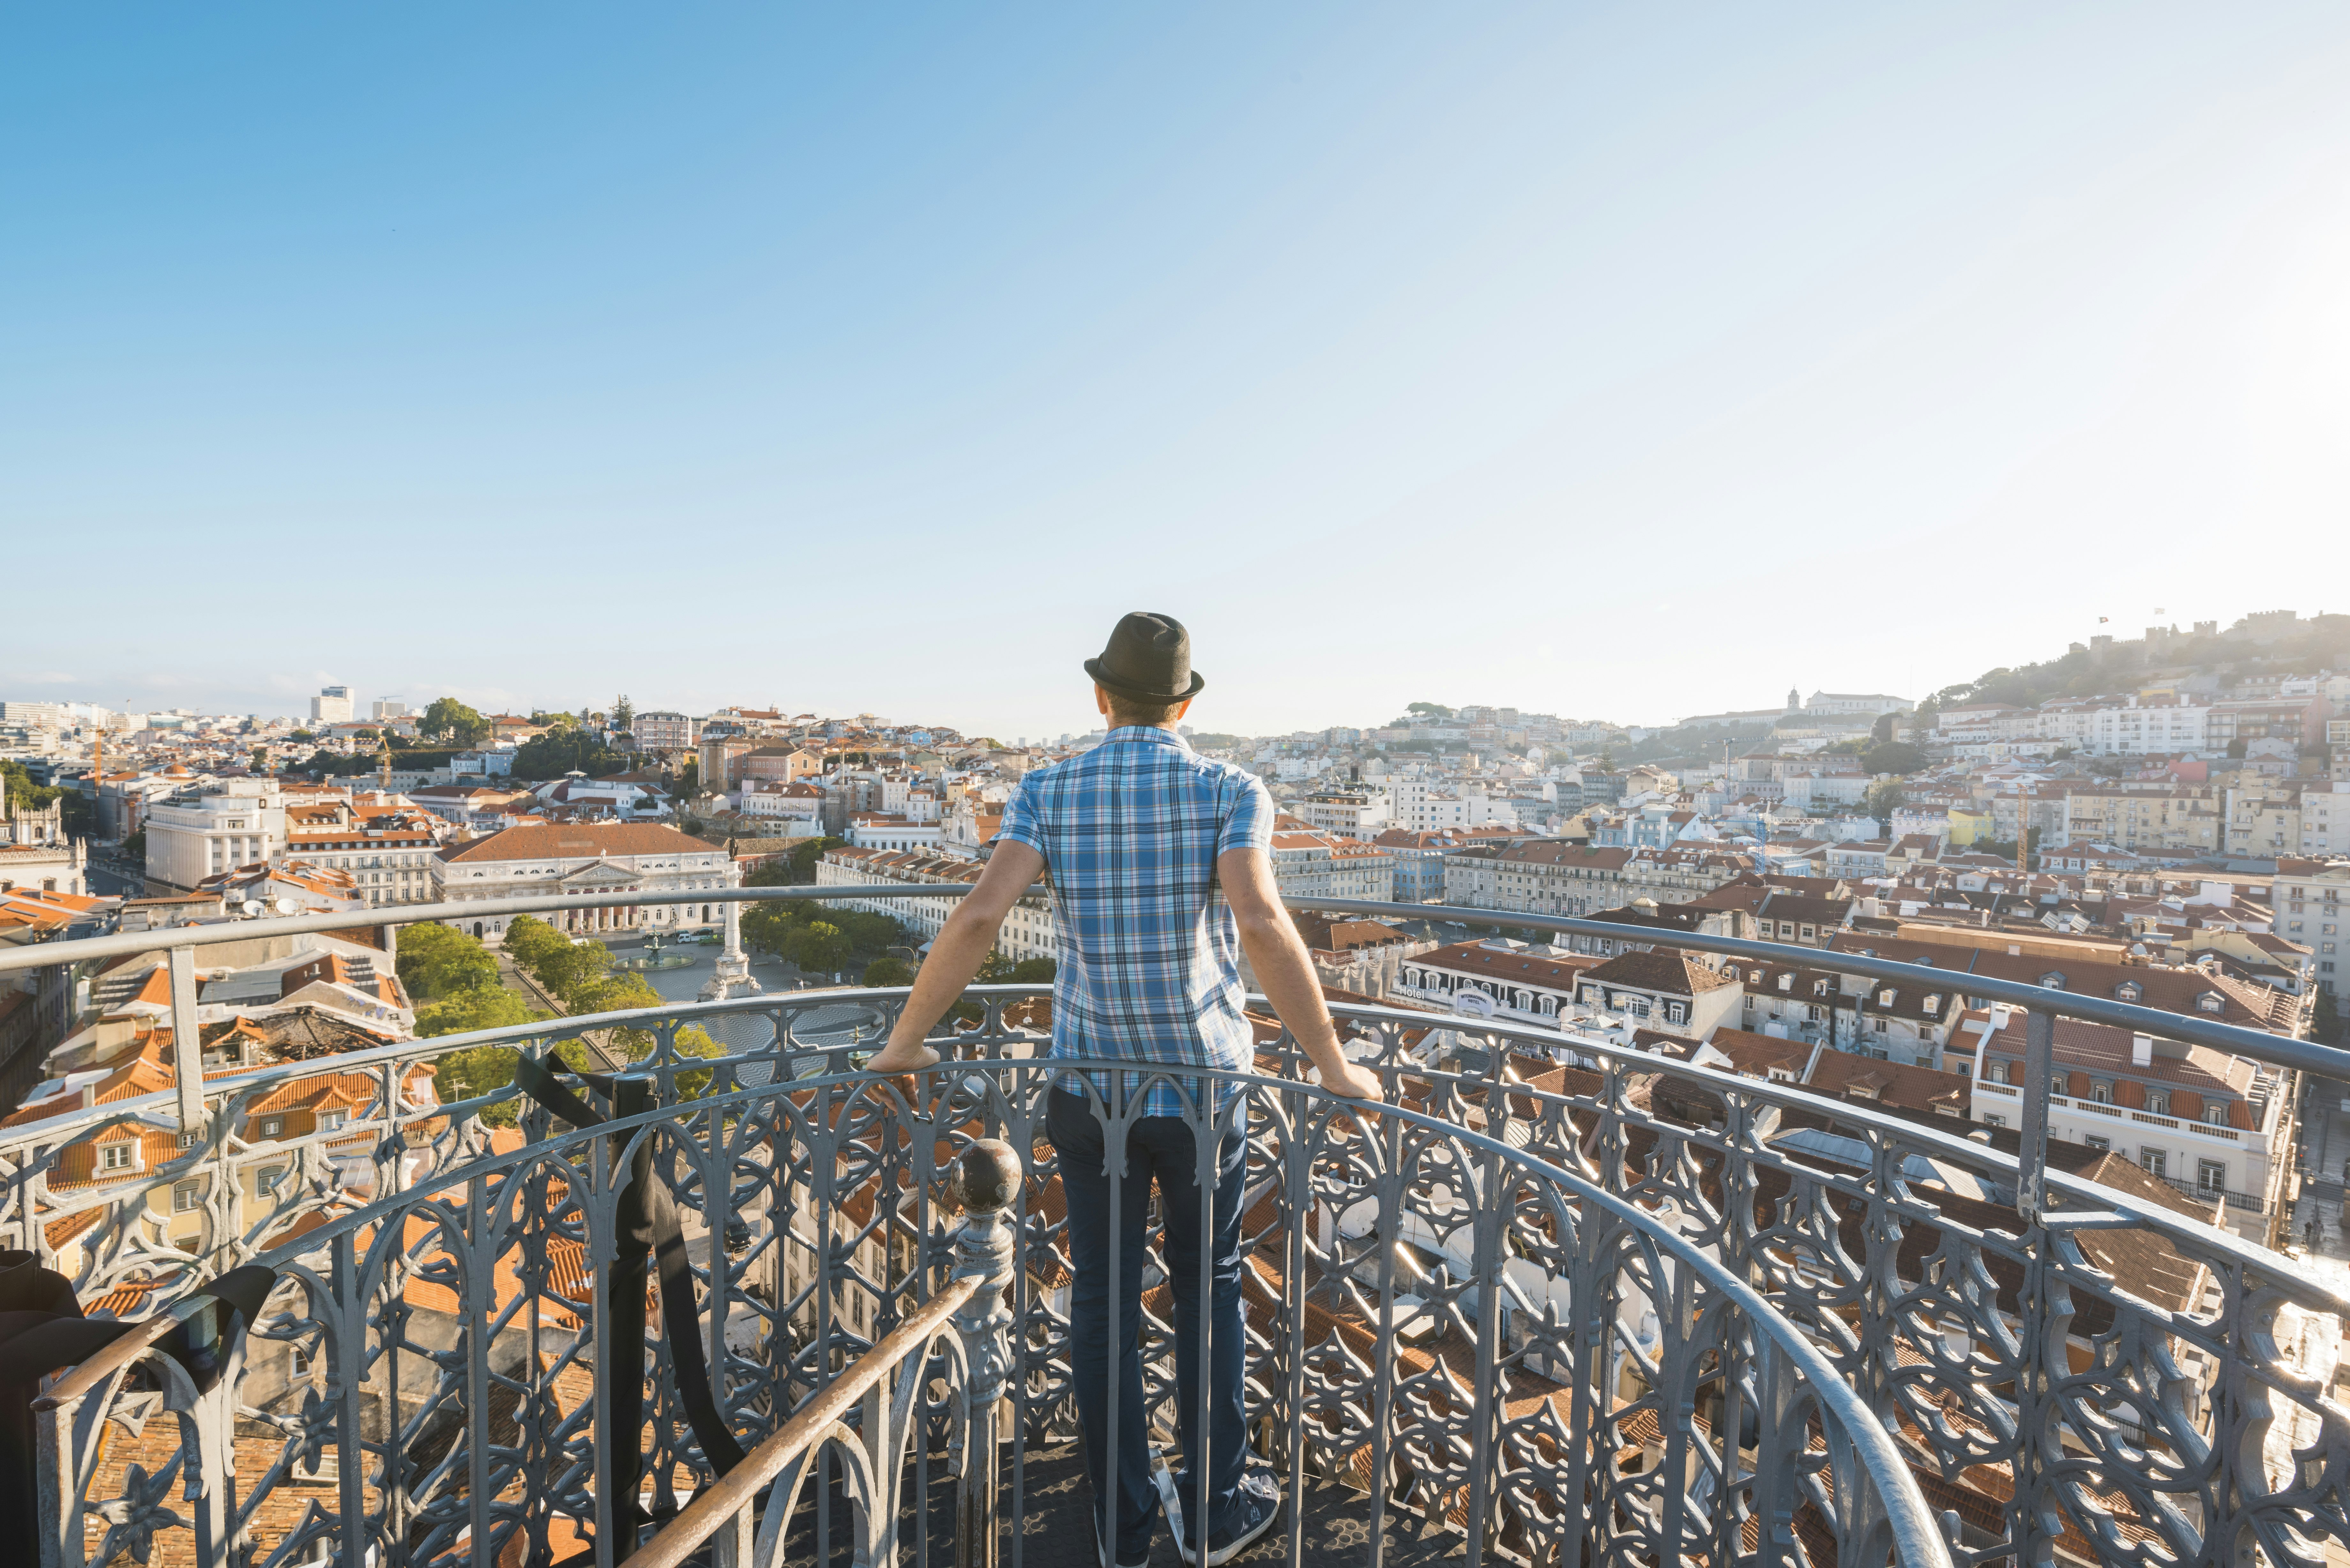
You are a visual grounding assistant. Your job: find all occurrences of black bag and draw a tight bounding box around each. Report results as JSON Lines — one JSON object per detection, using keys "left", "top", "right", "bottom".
{"left": 0, "top": 1250, "right": 276, "bottom": 1565}
{"left": 512, "top": 1058, "right": 747, "bottom": 1550}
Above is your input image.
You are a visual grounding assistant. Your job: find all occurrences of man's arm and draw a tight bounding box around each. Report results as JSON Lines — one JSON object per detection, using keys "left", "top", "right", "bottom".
{"left": 865, "top": 840, "right": 1046, "bottom": 1073}
{"left": 1218, "top": 846, "right": 1383, "bottom": 1099}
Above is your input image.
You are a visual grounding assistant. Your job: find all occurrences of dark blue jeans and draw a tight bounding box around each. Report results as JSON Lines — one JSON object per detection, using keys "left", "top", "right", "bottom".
{"left": 1047, "top": 1089, "right": 1249, "bottom": 1560}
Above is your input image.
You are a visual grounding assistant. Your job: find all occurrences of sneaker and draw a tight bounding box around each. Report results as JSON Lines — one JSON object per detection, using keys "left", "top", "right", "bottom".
{"left": 1165, "top": 1468, "right": 1281, "bottom": 1568}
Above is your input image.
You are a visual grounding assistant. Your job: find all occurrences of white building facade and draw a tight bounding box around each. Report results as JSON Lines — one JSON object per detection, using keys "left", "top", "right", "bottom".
{"left": 144, "top": 776, "right": 286, "bottom": 892}
{"left": 430, "top": 822, "right": 740, "bottom": 943}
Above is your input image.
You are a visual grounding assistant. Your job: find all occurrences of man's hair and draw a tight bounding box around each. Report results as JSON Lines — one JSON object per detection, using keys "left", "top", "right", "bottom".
{"left": 1105, "top": 692, "right": 1183, "bottom": 728}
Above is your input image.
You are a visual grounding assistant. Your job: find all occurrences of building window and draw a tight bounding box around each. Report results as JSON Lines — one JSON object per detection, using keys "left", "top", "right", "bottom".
{"left": 2147, "top": 1091, "right": 2169, "bottom": 1116}
{"left": 260, "top": 1116, "right": 284, "bottom": 1137}
{"left": 99, "top": 1143, "right": 134, "bottom": 1172}
{"left": 2197, "top": 1159, "right": 2226, "bottom": 1193}
{"left": 1983, "top": 1113, "right": 2006, "bottom": 1128}
{"left": 2090, "top": 1082, "right": 2110, "bottom": 1104}
{"left": 2141, "top": 1149, "right": 2167, "bottom": 1178}
{"left": 174, "top": 1180, "right": 202, "bottom": 1212}
{"left": 2083, "top": 1135, "right": 2109, "bottom": 1153}
{"left": 2206, "top": 1104, "right": 2229, "bottom": 1126}
{"left": 319, "top": 1110, "right": 347, "bottom": 1132}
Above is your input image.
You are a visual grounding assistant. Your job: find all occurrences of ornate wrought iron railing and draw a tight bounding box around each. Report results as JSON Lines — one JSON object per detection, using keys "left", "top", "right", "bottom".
{"left": 0, "top": 885, "right": 2344, "bottom": 1568}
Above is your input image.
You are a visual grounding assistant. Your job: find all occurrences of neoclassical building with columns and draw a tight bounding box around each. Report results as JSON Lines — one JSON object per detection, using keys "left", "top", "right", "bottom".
{"left": 430, "top": 823, "right": 739, "bottom": 944}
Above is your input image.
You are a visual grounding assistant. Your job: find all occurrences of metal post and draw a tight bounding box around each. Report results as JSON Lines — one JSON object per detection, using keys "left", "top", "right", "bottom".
{"left": 169, "top": 944, "right": 204, "bottom": 1136}
{"left": 2010, "top": 1004, "right": 2063, "bottom": 1568}
{"left": 2014, "top": 1007, "right": 2054, "bottom": 1219}
{"left": 951, "top": 1139, "right": 1019, "bottom": 1568}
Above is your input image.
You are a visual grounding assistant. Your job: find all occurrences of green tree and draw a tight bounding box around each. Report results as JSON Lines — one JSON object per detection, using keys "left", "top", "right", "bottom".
{"left": 741, "top": 896, "right": 811, "bottom": 955}
{"left": 862, "top": 955, "right": 915, "bottom": 988}
{"left": 123, "top": 829, "right": 146, "bottom": 861}
{"left": 1864, "top": 779, "right": 1907, "bottom": 825}
{"left": 974, "top": 950, "right": 1018, "bottom": 984}
{"left": 421, "top": 698, "right": 491, "bottom": 748}
{"left": 1862, "top": 742, "right": 1926, "bottom": 775}
{"left": 671, "top": 1024, "right": 727, "bottom": 1099}
{"left": 502, "top": 915, "right": 610, "bottom": 1004}
{"left": 2317, "top": 989, "right": 2343, "bottom": 1045}
{"left": 250, "top": 745, "right": 269, "bottom": 773}
{"left": 788, "top": 836, "right": 846, "bottom": 881}
{"left": 1, "top": 760, "right": 64, "bottom": 815}
{"left": 289, "top": 729, "right": 316, "bottom": 742}
{"left": 678, "top": 758, "right": 700, "bottom": 794}
{"left": 786, "top": 921, "right": 850, "bottom": 974}
{"left": 397, "top": 922, "right": 500, "bottom": 1001}
{"left": 568, "top": 969, "right": 665, "bottom": 1057}
{"left": 1008, "top": 957, "right": 1057, "bottom": 984}
{"left": 1870, "top": 711, "right": 1898, "bottom": 745}
{"left": 837, "top": 910, "right": 905, "bottom": 952}
{"left": 611, "top": 695, "right": 635, "bottom": 733}
{"left": 511, "top": 728, "right": 626, "bottom": 781}
{"left": 1406, "top": 702, "right": 1451, "bottom": 718}
{"left": 418, "top": 985, "right": 542, "bottom": 1038}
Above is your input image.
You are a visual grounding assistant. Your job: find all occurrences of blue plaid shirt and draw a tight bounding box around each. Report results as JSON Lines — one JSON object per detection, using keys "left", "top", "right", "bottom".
{"left": 994, "top": 726, "right": 1273, "bottom": 1116}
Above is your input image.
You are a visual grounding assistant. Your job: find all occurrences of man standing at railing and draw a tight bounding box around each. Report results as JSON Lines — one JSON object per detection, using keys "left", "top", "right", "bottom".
{"left": 869, "top": 611, "right": 1382, "bottom": 1568}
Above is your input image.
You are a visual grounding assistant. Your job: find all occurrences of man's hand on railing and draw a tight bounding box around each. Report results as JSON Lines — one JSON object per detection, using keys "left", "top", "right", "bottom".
{"left": 1316, "top": 1057, "right": 1386, "bottom": 1101}
{"left": 863, "top": 1038, "right": 940, "bottom": 1075}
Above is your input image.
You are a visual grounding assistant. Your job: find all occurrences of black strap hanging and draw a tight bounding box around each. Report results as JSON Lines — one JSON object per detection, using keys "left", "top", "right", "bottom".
{"left": 512, "top": 1056, "right": 747, "bottom": 1549}
{"left": 0, "top": 1254, "right": 277, "bottom": 1565}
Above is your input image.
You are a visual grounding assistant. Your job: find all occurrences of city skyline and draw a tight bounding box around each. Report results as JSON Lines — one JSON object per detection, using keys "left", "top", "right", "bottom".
{"left": 7, "top": 598, "right": 2336, "bottom": 739}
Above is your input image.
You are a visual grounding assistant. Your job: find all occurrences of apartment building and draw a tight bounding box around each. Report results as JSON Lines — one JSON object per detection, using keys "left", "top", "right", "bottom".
{"left": 1296, "top": 789, "right": 1390, "bottom": 838}
{"left": 2274, "top": 860, "right": 2349, "bottom": 999}
{"left": 2077, "top": 697, "right": 2210, "bottom": 756}
{"left": 1268, "top": 829, "right": 1395, "bottom": 904}
{"left": 1389, "top": 940, "right": 1600, "bottom": 1029}
{"left": 632, "top": 711, "right": 699, "bottom": 751}
{"left": 2060, "top": 787, "right": 2221, "bottom": 854}
{"left": 1968, "top": 1009, "right": 2285, "bottom": 1239}
{"left": 2224, "top": 790, "right": 2301, "bottom": 858}
{"left": 813, "top": 845, "right": 1057, "bottom": 964}
{"left": 143, "top": 774, "right": 286, "bottom": 892}
{"left": 1368, "top": 828, "right": 1487, "bottom": 902}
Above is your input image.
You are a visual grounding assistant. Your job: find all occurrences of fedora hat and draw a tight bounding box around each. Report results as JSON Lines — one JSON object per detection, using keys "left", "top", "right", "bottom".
{"left": 1085, "top": 612, "right": 1207, "bottom": 704}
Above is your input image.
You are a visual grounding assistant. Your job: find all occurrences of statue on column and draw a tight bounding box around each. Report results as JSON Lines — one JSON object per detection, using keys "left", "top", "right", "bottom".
{"left": 697, "top": 895, "right": 772, "bottom": 1057}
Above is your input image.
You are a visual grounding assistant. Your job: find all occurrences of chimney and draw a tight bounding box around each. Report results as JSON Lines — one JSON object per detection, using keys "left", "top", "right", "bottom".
{"left": 2131, "top": 1033, "right": 2152, "bottom": 1068}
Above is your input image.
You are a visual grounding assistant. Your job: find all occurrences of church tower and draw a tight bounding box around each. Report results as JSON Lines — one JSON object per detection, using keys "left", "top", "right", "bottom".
{"left": 1785, "top": 686, "right": 1801, "bottom": 715}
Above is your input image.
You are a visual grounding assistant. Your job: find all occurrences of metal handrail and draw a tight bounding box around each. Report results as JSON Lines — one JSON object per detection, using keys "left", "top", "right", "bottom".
{"left": 11, "top": 975, "right": 2325, "bottom": 1568}
{"left": 624, "top": 1276, "right": 979, "bottom": 1568}
{"left": 1303, "top": 897, "right": 2336, "bottom": 1072}
{"left": 0, "top": 882, "right": 1022, "bottom": 977}
{"left": 6, "top": 884, "right": 2323, "bottom": 1075}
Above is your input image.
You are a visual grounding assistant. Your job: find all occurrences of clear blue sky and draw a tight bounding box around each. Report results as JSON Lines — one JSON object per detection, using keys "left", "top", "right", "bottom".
{"left": 5, "top": 5, "right": 2346, "bottom": 739}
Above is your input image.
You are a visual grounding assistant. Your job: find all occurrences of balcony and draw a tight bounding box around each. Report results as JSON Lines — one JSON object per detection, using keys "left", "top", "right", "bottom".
{"left": 3, "top": 886, "right": 2347, "bottom": 1568}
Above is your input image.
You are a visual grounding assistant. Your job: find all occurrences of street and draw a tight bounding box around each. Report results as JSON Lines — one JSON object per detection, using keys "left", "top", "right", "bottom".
{"left": 84, "top": 855, "right": 144, "bottom": 898}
